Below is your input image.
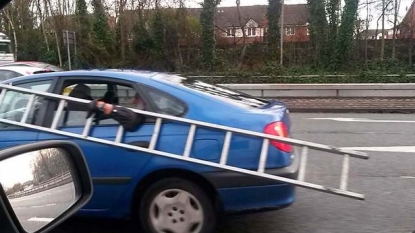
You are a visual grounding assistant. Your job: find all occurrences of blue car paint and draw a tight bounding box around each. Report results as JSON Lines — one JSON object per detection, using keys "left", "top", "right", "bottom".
{"left": 0, "top": 70, "right": 296, "bottom": 219}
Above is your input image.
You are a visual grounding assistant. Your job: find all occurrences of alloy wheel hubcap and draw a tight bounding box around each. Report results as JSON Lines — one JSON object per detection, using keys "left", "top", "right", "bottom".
{"left": 149, "top": 189, "right": 204, "bottom": 233}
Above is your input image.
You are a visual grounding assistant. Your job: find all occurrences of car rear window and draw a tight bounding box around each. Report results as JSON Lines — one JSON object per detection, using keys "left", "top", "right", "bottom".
{"left": 152, "top": 74, "right": 270, "bottom": 109}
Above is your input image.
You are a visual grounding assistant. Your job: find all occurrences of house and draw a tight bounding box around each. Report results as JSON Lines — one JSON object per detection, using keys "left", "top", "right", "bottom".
{"left": 122, "top": 4, "right": 310, "bottom": 46}
{"left": 186, "top": 4, "right": 310, "bottom": 45}
{"left": 397, "top": 0, "right": 415, "bottom": 39}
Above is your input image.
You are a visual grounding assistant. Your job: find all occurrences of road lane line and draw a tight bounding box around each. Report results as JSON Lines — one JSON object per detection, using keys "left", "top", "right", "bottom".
{"left": 400, "top": 176, "right": 415, "bottom": 179}
{"left": 28, "top": 217, "right": 54, "bottom": 222}
{"left": 307, "top": 118, "right": 415, "bottom": 123}
{"left": 341, "top": 146, "right": 415, "bottom": 153}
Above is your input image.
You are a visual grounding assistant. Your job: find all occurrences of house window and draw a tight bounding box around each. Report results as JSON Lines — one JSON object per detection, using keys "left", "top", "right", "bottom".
{"left": 306, "top": 28, "right": 310, "bottom": 35}
{"left": 285, "top": 27, "right": 295, "bottom": 36}
{"left": 226, "top": 28, "right": 235, "bottom": 37}
{"left": 247, "top": 28, "right": 256, "bottom": 36}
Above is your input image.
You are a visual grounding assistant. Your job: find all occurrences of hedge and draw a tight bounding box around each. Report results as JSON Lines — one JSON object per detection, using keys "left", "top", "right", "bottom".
{"left": 179, "top": 72, "right": 415, "bottom": 84}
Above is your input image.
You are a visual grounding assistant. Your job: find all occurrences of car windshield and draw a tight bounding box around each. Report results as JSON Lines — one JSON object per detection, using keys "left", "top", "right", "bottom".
{"left": 152, "top": 74, "right": 270, "bottom": 109}
{"left": 0, "top": 42, "right": 12, "bottom": 53}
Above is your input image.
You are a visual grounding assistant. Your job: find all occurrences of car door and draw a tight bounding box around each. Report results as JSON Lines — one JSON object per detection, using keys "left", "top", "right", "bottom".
{"left": 0, "top": 78, "right": 55, "bottom": 150}
{"left": 37, "top": 76, "right": 160, "bottom": 211}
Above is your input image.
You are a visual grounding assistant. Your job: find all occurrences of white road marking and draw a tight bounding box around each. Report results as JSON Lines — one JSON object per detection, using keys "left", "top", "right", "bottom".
{"left": 341, "top": 146, "right": 415, "bottom": 153}
{"left": 400, "top": 176, "right": 415, "bottom": 179}
{"left": 307, "top": 117, "right": 415, "bottom": 123}
{"left": 28, "top": 217, "right": 54, "bottom": 222}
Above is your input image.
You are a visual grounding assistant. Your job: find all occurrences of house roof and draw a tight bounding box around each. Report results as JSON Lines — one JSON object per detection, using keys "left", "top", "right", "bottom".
{"left": 186, "top": 4, "right": 309, "bottom": 28}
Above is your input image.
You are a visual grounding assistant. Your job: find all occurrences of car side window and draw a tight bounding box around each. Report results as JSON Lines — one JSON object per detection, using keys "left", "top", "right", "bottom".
{"left": 56, "top": 81, "right": 140, "bottom": 127}
{"left": 115, "top": 84, "right": 144, "bottom": 109}
{"left": 142, "top": 86, "right": 186, "bottom": 116}
{"left": 0, "top": 80, "right": 53, "bottom": 129}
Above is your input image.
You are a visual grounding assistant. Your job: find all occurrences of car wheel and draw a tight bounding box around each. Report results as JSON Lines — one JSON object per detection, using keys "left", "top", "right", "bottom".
{"left": 139, "top": 177, "right": 216, "bottom": 233}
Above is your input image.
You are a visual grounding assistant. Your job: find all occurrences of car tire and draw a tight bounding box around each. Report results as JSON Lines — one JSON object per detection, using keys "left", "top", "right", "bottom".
{"left": 138, "top": 177, "right": 217, "bottom": 233}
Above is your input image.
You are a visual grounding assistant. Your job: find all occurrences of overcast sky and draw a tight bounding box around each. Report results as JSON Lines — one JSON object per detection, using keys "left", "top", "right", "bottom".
{"left": 185, "top": 0, "right": 414, "bottom": 29}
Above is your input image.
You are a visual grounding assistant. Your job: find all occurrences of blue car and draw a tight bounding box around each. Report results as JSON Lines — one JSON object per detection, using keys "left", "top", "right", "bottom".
{"left": 0, "top": 70, "right": 299, "bottom": 233}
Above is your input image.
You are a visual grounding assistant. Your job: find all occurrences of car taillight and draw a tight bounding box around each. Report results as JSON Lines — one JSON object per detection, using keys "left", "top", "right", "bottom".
{"left": 264, "top": 121, "right": 292, "bottom": 153}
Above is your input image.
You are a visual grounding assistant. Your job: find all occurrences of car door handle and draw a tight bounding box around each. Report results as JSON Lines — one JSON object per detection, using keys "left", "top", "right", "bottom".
{"left": 126, "top": 141, "right": 150, "bottom": 151}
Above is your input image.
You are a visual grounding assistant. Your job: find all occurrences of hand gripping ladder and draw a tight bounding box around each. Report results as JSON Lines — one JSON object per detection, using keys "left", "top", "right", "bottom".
{"left": 0, "top": 84, "right": 369, "bottom": 200}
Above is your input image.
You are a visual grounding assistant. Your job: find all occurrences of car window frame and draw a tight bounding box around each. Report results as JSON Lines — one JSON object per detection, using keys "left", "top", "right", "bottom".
{"left": 42, "top": 75, "right": 158, "bottom": 128}
{"left": 0, "top": 77, "right": 59, "bottom": 128}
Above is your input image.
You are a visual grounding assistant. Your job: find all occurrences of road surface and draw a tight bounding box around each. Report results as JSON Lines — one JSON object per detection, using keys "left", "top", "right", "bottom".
{"left": 48, "top": 113, "right": 415, "bottom": 233}
{"left": 9, "top": 182, "right": 76, "bottom": 232}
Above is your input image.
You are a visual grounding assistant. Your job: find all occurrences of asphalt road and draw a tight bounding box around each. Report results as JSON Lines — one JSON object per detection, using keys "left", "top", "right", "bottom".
{"left": 49, "top": 113, "right": 415, "bottom": 233}
{"left": 9, "top": 183, "right": 76, "bottom": 232}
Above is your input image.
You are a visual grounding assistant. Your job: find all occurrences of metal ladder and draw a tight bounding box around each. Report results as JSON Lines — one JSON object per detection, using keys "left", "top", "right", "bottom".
{"left": 0, "top": 83, "right": 369, "bottom": 200}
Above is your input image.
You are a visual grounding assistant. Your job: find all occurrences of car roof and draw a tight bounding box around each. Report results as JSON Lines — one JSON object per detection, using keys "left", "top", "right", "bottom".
{"left": 0, "top": 69, "right": 163, "bottom": 84}
{"left": 0, "top": 66, "right": 47, "bottom": 74}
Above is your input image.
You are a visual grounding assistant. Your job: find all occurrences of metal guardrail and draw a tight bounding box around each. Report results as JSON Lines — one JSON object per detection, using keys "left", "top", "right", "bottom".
{"left": 8, "top": 172, "right": 72, "bottom": 199}
{"left": 219, "top": 83, "right": 415, "bottom": 98}
{"left": 178, "top": 74, "right": 415, "bottom": 78}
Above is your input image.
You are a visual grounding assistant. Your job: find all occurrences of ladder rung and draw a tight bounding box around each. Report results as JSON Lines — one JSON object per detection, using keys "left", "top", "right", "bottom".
{"left": 220, "top": 132, "right": 232, "bottom": 165}
{"left": 0, "top": 89, "right": 7, "bottom": 105}
{"left": 115, "top": 126, "right": 124, "bottom": 143}
{"left": 183, "top": 124, "right": 196, "bottom": 157}
{"left": 51, "top": 100, "right": 66, "bottom": 129}
{"left": 257, "top": 139, "right": 269, "bottom": 173}
{"left": 149, "top": 118, "right": 162, "bottom": 150}
{"left": 298, "top": 146, "right": 309, "bottom": 182}
{"left": 340, "top": 154, "right": 350, "bottom": 190}
{"left": 82, "top": 113, "right": 94, "bottom": 137}
{"left": 20, "top": 94, "right": 36, "bottom": 123}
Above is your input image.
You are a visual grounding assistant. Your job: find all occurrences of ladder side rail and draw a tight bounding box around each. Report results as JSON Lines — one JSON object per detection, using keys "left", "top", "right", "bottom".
{"left": 0, "top": 117, "right": 366, "bottom": 201}
{"left": 0, "top": 84, "right": 368, "bottom": 159}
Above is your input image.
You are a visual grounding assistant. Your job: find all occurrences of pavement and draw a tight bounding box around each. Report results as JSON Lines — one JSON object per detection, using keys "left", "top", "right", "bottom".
{"left": 9, "top": 183, "right": 76, "bottom": 233}
{"left": 48, "top": 113, "right": 415, "bottom": 233}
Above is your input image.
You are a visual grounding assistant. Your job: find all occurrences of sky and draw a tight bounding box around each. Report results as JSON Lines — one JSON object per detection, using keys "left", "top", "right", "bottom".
{"left": 0, "top": 151, "right": 35, "bottom": 190}
{"left": 184, "top": 0, "right": 415, "bottom": 29}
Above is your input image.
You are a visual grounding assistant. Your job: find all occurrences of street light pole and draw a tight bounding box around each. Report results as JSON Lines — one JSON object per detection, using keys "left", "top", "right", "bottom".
{"left": 280, "top": 0, "right": 285, "bottom": 66}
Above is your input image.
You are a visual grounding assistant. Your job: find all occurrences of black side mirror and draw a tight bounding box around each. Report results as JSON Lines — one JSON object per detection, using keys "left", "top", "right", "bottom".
{"left": 0, "top": 140, "right": 93, "bottom": 233}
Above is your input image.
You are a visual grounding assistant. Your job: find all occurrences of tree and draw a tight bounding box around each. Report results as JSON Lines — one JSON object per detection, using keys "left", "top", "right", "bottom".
{"left": 392, "top": 0, "right": 402, "bottom": 60}
{"left": 332, "top": 0, "right": 359, "bottom": 69}
{"left": 307, "top": 0, "right": 329, "bottom": 67}
{"left": 326, "top": 0, "right": 341, "bottom": 61}
{"left": 91, "top": 0, "right": 114, "bottom": 66}
{"left": 31, "top": 148, "right": 70, "bottom": 185}
{"left": 200, "top": 0, "right": 221, "bottom": 71}
{"left": 267, "top": 0, "right": 282, "bottom": 61}
{"left": 236, "top": 0, "right": 247, "bottom": 70}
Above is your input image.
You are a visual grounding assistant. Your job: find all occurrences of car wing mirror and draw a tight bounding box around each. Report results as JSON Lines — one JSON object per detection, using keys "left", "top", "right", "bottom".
{"left": 0, "top": 140, "right": 93, "bottom": 233}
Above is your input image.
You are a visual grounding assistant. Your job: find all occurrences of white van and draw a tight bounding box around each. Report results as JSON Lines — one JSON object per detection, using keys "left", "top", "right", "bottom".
{"left": 0, "top": 33, "right": 15, "bottom": 65}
